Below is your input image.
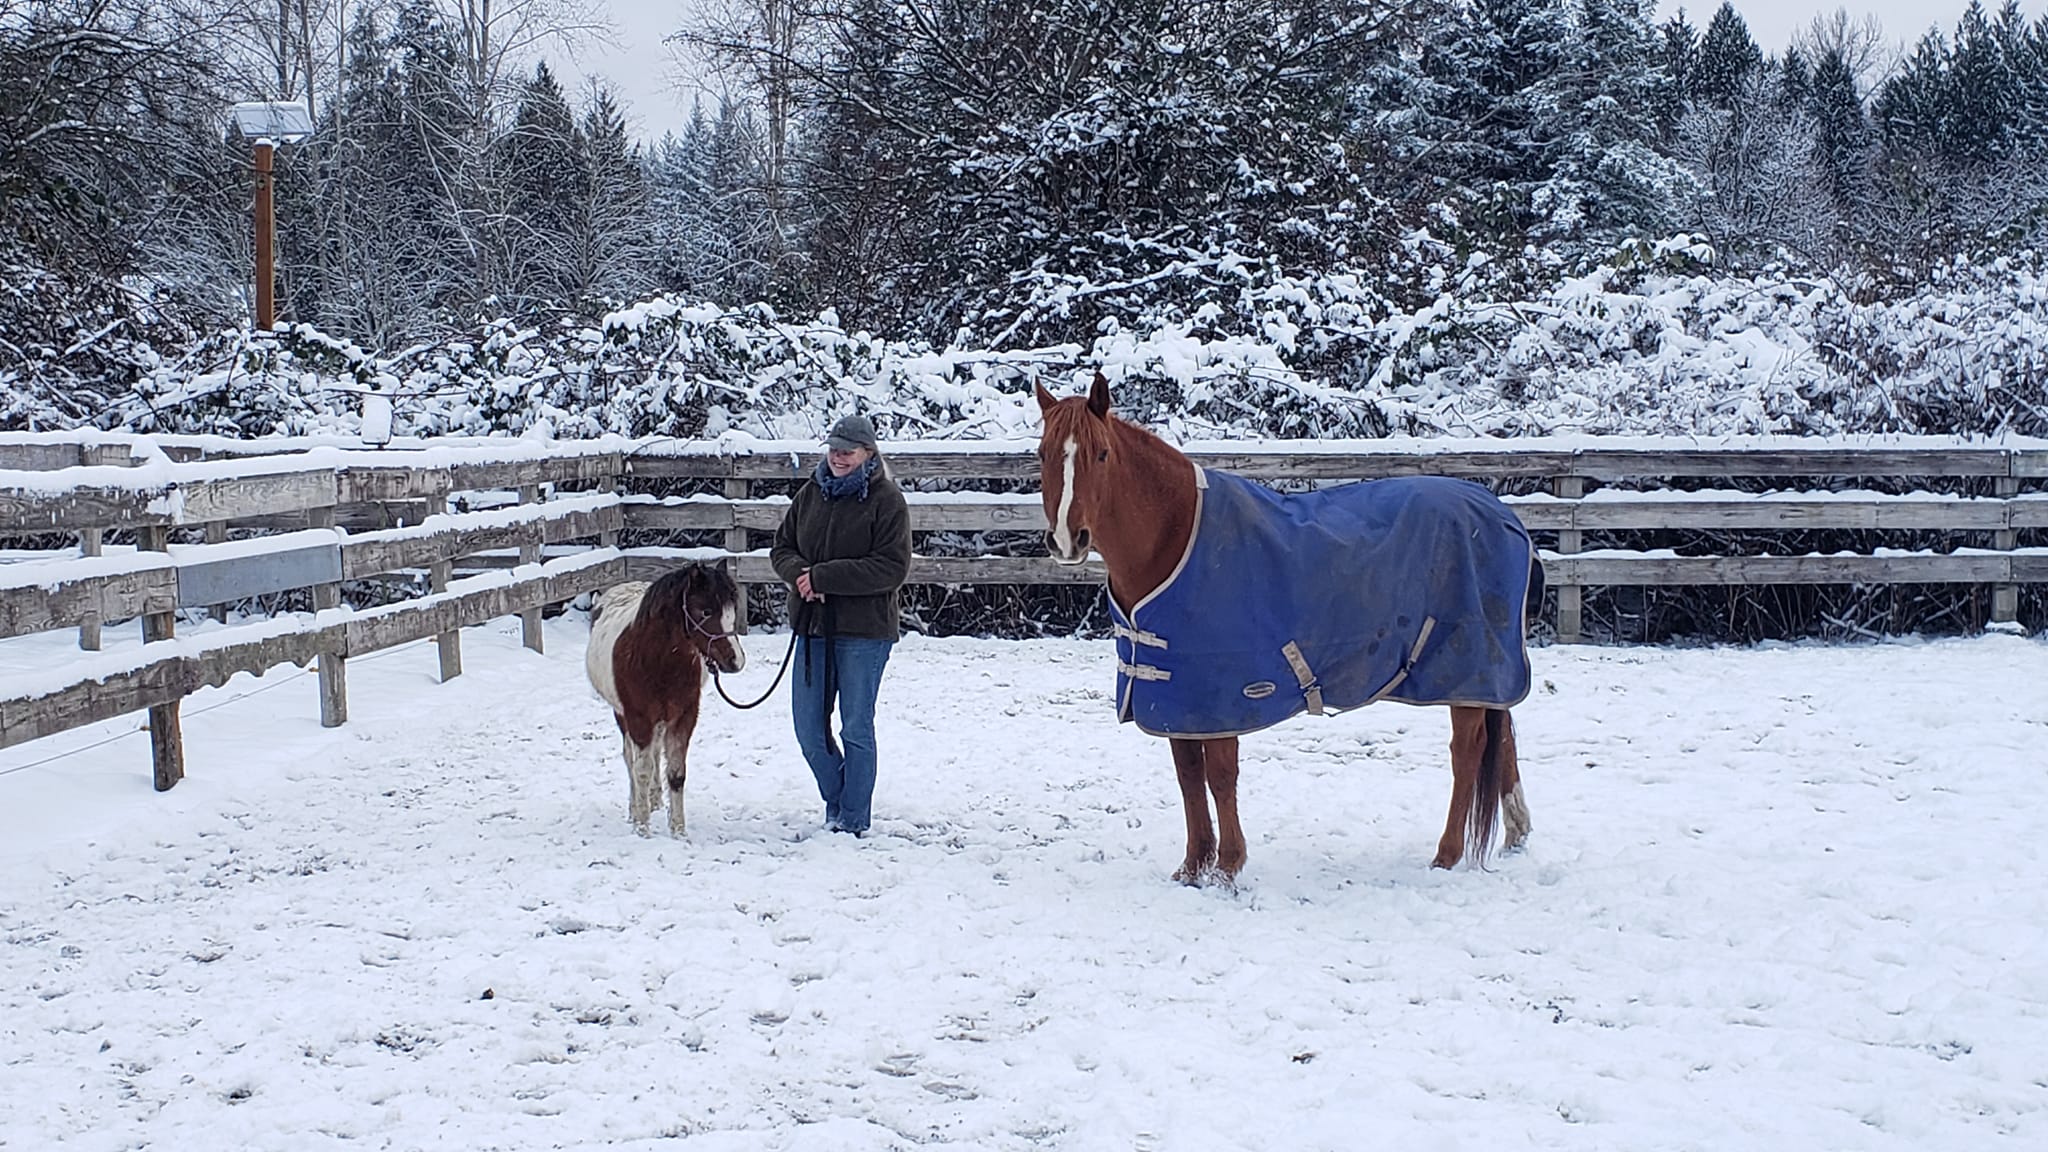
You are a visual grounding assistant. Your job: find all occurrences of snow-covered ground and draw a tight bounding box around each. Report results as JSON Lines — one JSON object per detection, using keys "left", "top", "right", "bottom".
{"left": 2, "top": 619, "right": 2044, "bottom": 1149}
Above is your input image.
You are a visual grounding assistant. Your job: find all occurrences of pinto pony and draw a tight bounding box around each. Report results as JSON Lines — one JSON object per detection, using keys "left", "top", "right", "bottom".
{"left": 1037, "top": 375, "right": 1540, "bottom": 881}
{"left": 584, "top": 563, "right": 745, "bottom": 836}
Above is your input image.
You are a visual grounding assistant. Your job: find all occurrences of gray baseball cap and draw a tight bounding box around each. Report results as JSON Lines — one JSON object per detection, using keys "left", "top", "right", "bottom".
{"left": 825, "top": 413, "right": 878, "bottom": 452}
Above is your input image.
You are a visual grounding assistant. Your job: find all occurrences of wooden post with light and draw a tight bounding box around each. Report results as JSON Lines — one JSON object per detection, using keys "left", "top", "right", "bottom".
{"left": 228, "top": 102, "right": 314, "bottom": 330}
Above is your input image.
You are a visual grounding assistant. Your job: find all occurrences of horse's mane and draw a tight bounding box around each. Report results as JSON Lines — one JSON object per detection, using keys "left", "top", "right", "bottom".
{"left": 634, "top": 563, "right": 737, "bottom": 630}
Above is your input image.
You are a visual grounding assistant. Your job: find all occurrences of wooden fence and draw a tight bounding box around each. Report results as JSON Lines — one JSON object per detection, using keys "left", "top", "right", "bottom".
{"left": 1, "top": 433, "right": 2042, "bottom": 791}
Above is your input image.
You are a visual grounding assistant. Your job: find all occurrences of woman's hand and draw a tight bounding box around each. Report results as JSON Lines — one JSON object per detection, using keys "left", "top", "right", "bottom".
{"left": 797, "top": 569, "right": 822, "bottom": 601}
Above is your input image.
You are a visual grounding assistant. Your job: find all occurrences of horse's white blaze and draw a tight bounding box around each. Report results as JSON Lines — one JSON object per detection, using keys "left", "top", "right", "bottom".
{"left": 1051, "top": 436, "right": 1080, "bottom": 559}
{"left": 720, "top": 602, "right": 745, "bottom": 671}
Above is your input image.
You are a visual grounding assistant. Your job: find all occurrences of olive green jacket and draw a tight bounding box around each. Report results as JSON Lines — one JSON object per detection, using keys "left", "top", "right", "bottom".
{"left": 769, "top": 467, "right": 913, "bottom": 639}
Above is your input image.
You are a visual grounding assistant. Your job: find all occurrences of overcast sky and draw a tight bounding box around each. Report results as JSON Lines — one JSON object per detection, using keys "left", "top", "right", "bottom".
{"left": 577, "top": 2, "right": 2046, "bottom": 141}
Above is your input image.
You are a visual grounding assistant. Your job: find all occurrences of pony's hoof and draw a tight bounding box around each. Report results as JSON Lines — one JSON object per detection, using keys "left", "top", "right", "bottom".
{"left": 1430, "top": 852, "right": 1459, "bottom": 870}
{"left": 633, "top": 822, "right": 653, "bottom": 839}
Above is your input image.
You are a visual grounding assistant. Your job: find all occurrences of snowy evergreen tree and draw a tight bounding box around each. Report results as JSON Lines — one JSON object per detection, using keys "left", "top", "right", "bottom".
{"left": 1692, "top": 3, "right": 1763, "bottom": 112}
{"left": 567, "top": 88, "right": 651, "bottom": 303}
{"left": 1805, "top": 46, "right": 1871, "bottom": 240}
{"left": 1537, "top": 0, "right": 1690, "bottom": 246}
{"left": 498, "top": 62, "right": 588, "bottom": 308}
{"left": 1943, "top": 1, "right": 2019, "bottom": 167}
{"left": 1657, "top": 8, "right": 1700, "bottom": 142}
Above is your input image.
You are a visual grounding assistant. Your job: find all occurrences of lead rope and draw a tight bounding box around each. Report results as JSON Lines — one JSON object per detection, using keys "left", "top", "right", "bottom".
{"left": 710, "top": 627, "right": 798, "bottom": 710}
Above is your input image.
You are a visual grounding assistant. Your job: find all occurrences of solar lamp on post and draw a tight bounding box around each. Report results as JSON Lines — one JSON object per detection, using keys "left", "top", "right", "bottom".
{"left": 227, "top": 102, "right": 315, "bottom": 330}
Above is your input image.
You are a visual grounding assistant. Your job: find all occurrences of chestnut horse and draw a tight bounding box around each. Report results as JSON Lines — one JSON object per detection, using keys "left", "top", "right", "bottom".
{"left": 1036, "top": 376, "right": 1537, "bottom": 881}
{"left": 585, "top": 563, "right": 745, "bottom": 836}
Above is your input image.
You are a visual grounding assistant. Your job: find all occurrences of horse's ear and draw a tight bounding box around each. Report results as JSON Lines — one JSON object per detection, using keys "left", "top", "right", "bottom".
{"left": 1087, "top": 371, "right": 1111, "bottom": 419}
{"left": 1034, "top": 380, "right": 1057, "bottom": 413}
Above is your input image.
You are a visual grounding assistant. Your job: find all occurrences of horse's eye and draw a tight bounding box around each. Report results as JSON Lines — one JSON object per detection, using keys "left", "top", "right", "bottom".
{"left": 1096, "top": 450, "right": 1108, "bottom": 463}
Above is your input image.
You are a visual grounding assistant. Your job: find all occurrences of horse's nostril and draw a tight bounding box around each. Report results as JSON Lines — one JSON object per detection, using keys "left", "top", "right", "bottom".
{"left": 1075, "top": 529, "right": 1090, "bottom": 552}
{"left": 1044, "top": 530, "right": 1057, "bottom": 552}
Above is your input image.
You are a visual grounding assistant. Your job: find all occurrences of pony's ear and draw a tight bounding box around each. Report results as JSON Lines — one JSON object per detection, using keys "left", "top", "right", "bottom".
{"left": 1034, "top": 380, "right": 1057, "bottom": 413}
{"left": 1087, "top": 371, "right": 1112, "bottom": 418}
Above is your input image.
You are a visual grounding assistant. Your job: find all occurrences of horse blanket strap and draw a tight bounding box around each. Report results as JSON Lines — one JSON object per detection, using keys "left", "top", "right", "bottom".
{"left": 1280, "top": 642, "right": 1323, "bottom": 715}
{"left": 1109, "top": 469, "right": 1535, "bottom": 738}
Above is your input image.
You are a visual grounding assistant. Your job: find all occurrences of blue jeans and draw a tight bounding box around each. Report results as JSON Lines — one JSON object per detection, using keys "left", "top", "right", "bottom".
{"left": 792, "top": 636, "right": 895, "bottom": 834}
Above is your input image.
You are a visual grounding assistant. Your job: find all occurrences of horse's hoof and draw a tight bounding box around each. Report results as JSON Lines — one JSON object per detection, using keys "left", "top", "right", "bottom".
{"left": 1430, "top": 852, "right": 1458, "bottom": 870}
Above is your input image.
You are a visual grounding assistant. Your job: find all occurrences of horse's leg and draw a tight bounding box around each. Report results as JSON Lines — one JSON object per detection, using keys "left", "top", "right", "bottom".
{"left": 1436, "top": 707, "right": 1486, "bottom": 868}
{"left": 1169, "top": 738, "right": 1216, "bottom": 884}
{"left": 1498, "top": 710, "right": 1533, "bottom": 852}
{"left": 617, "top": 713, "right": 654, "bottom": 834}
{"left": 1438, "top": 707, "right": 1508, "bottom": 868}
{"left": 1206, "top": 737, "right": 1247, "bottom": 881}
{"left": 663, "top": 717, "right": 693, "bottom": 838}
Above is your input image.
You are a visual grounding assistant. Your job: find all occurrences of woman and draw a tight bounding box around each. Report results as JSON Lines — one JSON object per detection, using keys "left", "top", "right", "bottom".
{"left": 770, "top": 414, "right": 913, "bottom": 837}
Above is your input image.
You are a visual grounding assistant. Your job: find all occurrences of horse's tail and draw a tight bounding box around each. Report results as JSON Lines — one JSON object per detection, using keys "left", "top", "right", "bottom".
{"left": 1469, "top": 708, "right": 1508, "bottom": 865}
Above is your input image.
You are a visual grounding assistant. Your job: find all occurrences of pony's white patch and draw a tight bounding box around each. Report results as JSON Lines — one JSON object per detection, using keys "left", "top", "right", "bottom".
{"left": 720, "top": 602, "right": 745, "bottom": 672}
{"left": 584, "top": 581, "right": 648, "bottom": 712}
{"left": 1051, "top": 437, "right": 1080, "bottom": 561}
{"left": 1503, "top": 782, "right": 1533, "bottom": 849}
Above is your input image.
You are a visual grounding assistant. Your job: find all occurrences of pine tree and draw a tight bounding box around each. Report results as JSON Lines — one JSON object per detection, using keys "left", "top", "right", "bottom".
{"left": 1806, "top": 46, "right": 1870, "bottom": 221}
{"left": 1778, "top": 47, "right": 1810, "bottom": 112}
{"left": 2013, "top": 9, "right": 2048, "bottom": 153}
{"left": 1692, "top": 2, "right": 1763, "bottom": 112}
{"left": 1538, "top": 0, "right": 1688, "bottom": 245}
{"left": 569, "top": 87, "right": 651, "bottom": 303}
{"left": 1943, "top": 1, "right": 2018, "bottom": 166}
{"left": 1658, "top": 8, "right": 1701, "bottom": 142}
{"left": 290, "top": 4, "right": 469, "bottom": 344}
{"left": 1873, "top": 32, "right": 1948, "bottom": 155}
{"left": 500, "top": 61, "right": 589, "bottom": 308}
{"left": 1411, "top": 0, "right": 1575, "bottom": 254}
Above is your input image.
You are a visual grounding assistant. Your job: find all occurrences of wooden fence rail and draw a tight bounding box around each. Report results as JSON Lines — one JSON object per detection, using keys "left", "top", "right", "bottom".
{"left": 2, "top": 434, "right": 2043, "bottom": 792}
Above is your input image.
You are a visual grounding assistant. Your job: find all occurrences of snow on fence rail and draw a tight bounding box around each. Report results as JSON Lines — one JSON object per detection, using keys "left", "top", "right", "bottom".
{"left": 1, "top": 432, "right": 2044, "bottom": 791}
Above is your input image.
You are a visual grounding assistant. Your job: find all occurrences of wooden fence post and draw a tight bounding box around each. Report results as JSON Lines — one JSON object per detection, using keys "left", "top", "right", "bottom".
{"left": 599, "top": 469, "right": 622, "bottom": 551}
{"left": 78, "top": 528, "right": 103, "bottom": 651}
{"left": 74, "top": 442, "right": 121, "bottom": 652}
{"left": 431, "top": 559, "right": 462, "bottom": 681}
{"left": 725, "top": 477, "right": 751, "bottom": 633}
{"left": 424, "top": 476, "right": 460, "bottom": 681}
{"left": 205, "top": 520, "right": 229, "bottom": 622}
{"left": 137, "top": 525, "right": 184, "bottom": 791}
{"left": 308, "top": 505, "right": 347, "bottom": 727}
{"left": 1552, "top": 476, "right": 1585, "bottom": 644}
{"left": 518, "top": 483, "right": 543, "bottom": 653}
{"left": 1993, "top": 475, "right": 2020, "bottom": 625}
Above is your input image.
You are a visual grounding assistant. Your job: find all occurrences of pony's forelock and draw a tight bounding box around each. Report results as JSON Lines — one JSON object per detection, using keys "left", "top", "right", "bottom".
{"left": 1040, "top": 394, "right": 1114, "bottom": 452}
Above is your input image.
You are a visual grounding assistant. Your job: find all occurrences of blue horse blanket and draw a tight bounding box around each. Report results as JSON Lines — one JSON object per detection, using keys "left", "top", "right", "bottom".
{"left": 1111, "top": 469, "right": 1536, "bottom": 738}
